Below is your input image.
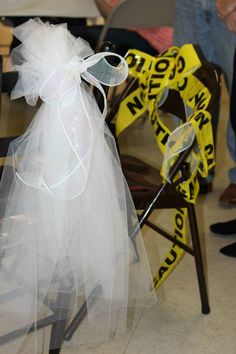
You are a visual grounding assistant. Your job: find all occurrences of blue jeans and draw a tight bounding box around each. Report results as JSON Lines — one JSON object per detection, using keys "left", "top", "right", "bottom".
{"left": 174, "top": 0, "right": 236, "bottom": 183}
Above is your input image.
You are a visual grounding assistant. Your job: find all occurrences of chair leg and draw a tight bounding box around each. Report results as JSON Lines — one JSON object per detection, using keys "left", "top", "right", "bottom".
{"left": 49, "top": 316, "right": 67, "bottom": 354}
{"left": 49, "top": 291, "right": 71, "bottom": 353}
{"left": 49, "top": 349, "right": 61, "bottom": 354}
{"left": 63, "top": 298, "right": 87, "bottom": 341}
{"left": 64, "top": 285, "right": 102, "bottom": 341}
{"left": 188, "top": 204, "right": 210, "bottom": 314}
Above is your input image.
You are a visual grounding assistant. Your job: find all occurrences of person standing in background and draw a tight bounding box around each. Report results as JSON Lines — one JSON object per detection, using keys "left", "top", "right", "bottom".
{"left": 70, "top": 0, "right": 173, "bottom": 56}
{"left": 174, "top": 0, "right": 236, "bottom": 201}
{"left": 93, "top": 0, "right": 173, "bottom": 54}
{"left": 71, "top": 0, "right": 162, "bottom": 55}
{"left": 210, "top": 0, "right": 236, "bottom": 257}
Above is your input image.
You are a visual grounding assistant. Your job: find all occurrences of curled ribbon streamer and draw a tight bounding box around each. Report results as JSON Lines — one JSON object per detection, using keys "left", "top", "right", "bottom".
{"left": 162, "top": 122, "right": 197, "bottom": 183}
{"left": 11, "top": 20, "right": 128, "bottom": 200}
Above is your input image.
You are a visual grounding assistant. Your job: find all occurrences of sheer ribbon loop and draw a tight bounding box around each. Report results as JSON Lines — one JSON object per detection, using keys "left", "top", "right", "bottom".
{"left": 39, "top": 53, "right": 127, "bottom": 107}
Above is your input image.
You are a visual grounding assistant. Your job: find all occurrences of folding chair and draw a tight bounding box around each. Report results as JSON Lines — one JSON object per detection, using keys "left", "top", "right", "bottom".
{"left": 57, "top": 47, "right": 221, "bottom": 350}
{"left": 105, "top": 50, "right": 221, "bottom": 315}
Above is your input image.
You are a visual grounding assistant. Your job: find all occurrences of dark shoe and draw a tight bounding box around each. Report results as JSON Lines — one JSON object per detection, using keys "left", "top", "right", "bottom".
{"left": 219, "top": 242, "right": 236, "bottom": 257}
{"left": 210, "top": 219, "right": 236, "bottom": 235}
{"left": 219, "top": 183, "right": 236, "bottom": 206}
{"left": 199, "top": 182, "right": 213, "bottom": 195}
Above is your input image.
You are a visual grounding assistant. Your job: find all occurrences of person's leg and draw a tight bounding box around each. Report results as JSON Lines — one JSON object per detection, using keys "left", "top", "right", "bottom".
{"left": 174, "top": 0, "right": 219, "bottom": 191}
{"left": 218, "top": 48, "right": 236, "bottom": 204}
{"left": 227, "top": 120, "right": 236, "bottom": 183}
{"left": 227, "top": 48, "right": 236, "bottom": 187}
{"left": 227, "top": 48, "right": 236, "bottom": 192}
{"left": 207, "top": 2, "right": 236, "bottom": 200}
{"left": 174, "top": 0, "right": 222, "bottom": 63}
{"left": 230, "top": 49, "right": 236, "bottom": 137}
{"left": 174, "top": 0, "right": 236, "bottom": 191}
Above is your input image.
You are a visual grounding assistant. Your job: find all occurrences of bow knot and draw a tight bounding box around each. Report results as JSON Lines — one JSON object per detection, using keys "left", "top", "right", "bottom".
{"left": 39, "top": 56, "right": 89, "bottom": 104}
{"left": 66, "top": 56, "right": 88, "bottom": 82}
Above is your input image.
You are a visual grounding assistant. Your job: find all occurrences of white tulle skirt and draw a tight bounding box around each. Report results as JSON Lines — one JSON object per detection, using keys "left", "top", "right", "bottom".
{"left": 0, "top": 18, "right": 156, "bottom": 353}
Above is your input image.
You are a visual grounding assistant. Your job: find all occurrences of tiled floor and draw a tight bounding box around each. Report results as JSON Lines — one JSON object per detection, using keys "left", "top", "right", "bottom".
{"left": 0, "top": 24, "right": 236, "bottom": 354}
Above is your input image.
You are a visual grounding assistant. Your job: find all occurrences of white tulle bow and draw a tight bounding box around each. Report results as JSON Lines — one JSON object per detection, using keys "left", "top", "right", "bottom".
{"left": 0, "top": 18, "right": 156, "bottom": 354}
{"left": 10, "top": 18, "right": 128, "bottom": 200}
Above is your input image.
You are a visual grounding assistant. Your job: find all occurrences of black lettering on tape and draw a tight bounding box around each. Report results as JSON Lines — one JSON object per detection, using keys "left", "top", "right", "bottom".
{"left": 152, "top": 73, "right": 166, "bottom": 79}
{"left": 166, "top": 249, "right": 177, "bottom": 265}
{"left": 155, "top": 58, "right": 170, "bottom": 73}
{"left": 148, "top": 80, "right": 161, "bottom": 93}
{"left": 195, "top": 112, "right": 209, "bottom": 130}
{"left": 153, "top": 276, "right": 159, "bottom": 288}
{"left": 169, "top": 65, "right": 176, "bottom": 80}
{"left": 177, "top": 56, "right": 185, "bottom": 73}
{"left": 205, "top": 144, "right": 214, "bottom": 155}
{"left": 189, "top": 181, "right": 195, "bottom": 200}
{"left": 175, "top": 228, "right": 183, "bottom": 240}
{"left": 175, "top": 212, "right": 184, "bottom": 230}
{"left": 126, "top": 53, "right": 146, "bottom": 73}
{"left": 150, "top": 110, "right": 157, "bottom": 125}
{"left": 161, "top": 133, "right": 169, "bottom": 146}
{"left": 148, "top": 94, "right": 158, "bottom": 100}
{"left": 155, "top": 122, "right": 169, "bottom": 146}
{"left": 136, "top": 57, "right": 146, "bottom": 73}
{"left": 207, "top": 158, "right": 214, "bottom": 167}
{"left": 177, "top": 77, "right": 188, "bottom": 91}
{"left": 126, "top": 96, "right": 144, "bottom": 115}
{"left": 126, "top": 53, "right": 136, "bottom": 68}
{"left": 191, "top": 91, "right": 207, "bottom": 110}
{"left": 155, "top": 122, "right": 166, "bottom": 137}
{"left": 205, "top": 144, "right": 214, "bottom": 167}
{"left": 159, "top": 266, "right": 169, "bottom": 279}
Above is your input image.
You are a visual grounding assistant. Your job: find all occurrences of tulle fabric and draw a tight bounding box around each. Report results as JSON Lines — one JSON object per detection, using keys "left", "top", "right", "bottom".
{"left": 0, "top": 19, "right": 156, "bottom": 353}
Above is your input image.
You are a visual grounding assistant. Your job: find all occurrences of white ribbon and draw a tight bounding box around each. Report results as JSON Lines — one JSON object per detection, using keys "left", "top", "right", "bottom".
{"left": 13, "top": 40, "right": 128, "bottom": 200}
{"left": 162, "top": 122, "right": 197, "bottom": 183}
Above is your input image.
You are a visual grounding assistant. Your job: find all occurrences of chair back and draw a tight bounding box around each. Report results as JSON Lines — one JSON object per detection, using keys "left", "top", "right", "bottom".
{"left": 97, "top": 0, "right": 175, "bottom": 50}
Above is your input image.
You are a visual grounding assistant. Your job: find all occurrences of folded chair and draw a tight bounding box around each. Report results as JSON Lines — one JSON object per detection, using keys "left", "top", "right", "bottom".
{"left": 105, "top": 48, "right": 221, "bottom": 315}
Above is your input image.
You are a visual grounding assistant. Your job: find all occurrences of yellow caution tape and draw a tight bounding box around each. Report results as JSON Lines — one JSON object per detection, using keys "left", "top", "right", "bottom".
{"left": 115, "top": 45, "right": 215, "bottom": 289}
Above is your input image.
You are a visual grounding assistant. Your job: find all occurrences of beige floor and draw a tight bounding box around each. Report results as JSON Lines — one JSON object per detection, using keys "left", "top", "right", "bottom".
{"left": 0, "top": 24, "right": 236, "bottom": 354}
